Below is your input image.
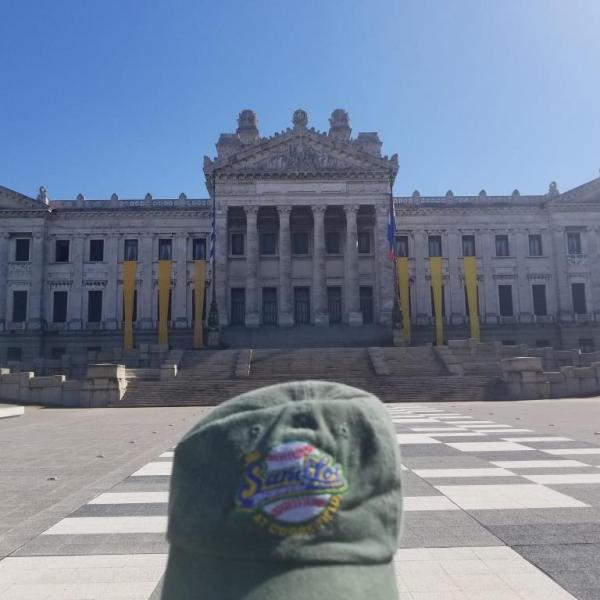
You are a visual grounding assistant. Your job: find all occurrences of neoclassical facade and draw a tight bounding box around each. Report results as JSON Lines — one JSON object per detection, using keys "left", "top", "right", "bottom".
{"left": 1, "top": 108, "right": 600, "bottom": 361}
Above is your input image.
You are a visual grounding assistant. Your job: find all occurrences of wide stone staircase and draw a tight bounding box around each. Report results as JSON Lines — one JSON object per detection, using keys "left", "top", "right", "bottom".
{"left": 117, "top": 345, "right": 509, "bottom": 407}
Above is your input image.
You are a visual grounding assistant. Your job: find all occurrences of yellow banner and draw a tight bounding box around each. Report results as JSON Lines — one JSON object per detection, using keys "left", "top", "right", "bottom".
{"left": 194, "top": 260, "right": 206, "bottom": 348}
{"left": 158, "top": 260, "right": 171, "bottom": 346}
{"left": 464, "top": 256, "right": 480, "bottom": 341}
{"left": 396, "top": 258, "right": 411, "bottom": 344}
{"left": 430, "top": 257, "right": 444, "bottom": 346}
{"left": 122, "top": 261, "right": 137, "bottom": 350}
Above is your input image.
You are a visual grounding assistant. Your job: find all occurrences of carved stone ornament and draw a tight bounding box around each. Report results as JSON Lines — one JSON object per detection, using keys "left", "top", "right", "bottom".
{"left": 567, "top": 254, "right": 586, "bottom": 266}
{"left": 37, "top": 186, "right": 49, "bottom": 205}
{"left": 292, "top": 109, "right": 308, "bottom": 129}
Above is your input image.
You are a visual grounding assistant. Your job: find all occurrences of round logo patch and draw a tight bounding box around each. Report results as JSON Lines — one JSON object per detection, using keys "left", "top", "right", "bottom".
{"left": 236, "top": 441, "right": 348, "bottom": 536}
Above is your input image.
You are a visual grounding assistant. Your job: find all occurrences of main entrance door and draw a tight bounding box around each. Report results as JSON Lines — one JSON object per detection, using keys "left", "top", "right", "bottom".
{"left": 294, "top": 287, "right": 310, "bottom": 324}
{"left": 262, "top": 287, "right": 278, "bottom": 325}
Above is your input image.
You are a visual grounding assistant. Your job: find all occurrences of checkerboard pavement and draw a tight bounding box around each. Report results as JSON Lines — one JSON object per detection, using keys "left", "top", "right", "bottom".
{"left": 2, "top": 403, "right": 600, "bottom": 599}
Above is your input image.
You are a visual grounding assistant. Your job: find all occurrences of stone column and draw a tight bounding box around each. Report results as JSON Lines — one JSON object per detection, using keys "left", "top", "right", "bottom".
{"left": 312, "top": 205, "right": 328, "bottom": 325}
{"left": 67, "top": 235, "right": 85, "bottom": 330}
{"left": 215, "top": 209, "right": 229, "bottom": 326}
{"left": 173, "top": 235, "right": 188, "bottom": 329}
{"left": 0, "top": 234, "right": 9, "bottom": 328}
{"left": 375, "top": 205, "right": 394, "bottom": 325}
{"left": 413, "top": 231, "right": 429, "bottom": 325}
{"left": 244, "top": 206, "right": 259, "bottom": 327}
{"left": 344, "top": 205, "right": 362, "bottom": 325}
{"left": 447, "top": 231, "right": 463, "bottom": 325}
{"left": 551, "top": 226, "right": 572, "bottom": 321}
{"left": 277, "top": 206, "right": 293, "bottom": 326}
{"left": 103, "top": 234, "right": 119, "bottom": 330}
{"left": 481, "top": 230, "right": 498, "bottom": 323}
{"left": 138, "top": 235, "right": 154, "bottom": 329}
{"left": 515, "top": 230, "right": 531, "bottom": 321}
{"left": 28, "top": 232, "right": 46, "bottom": 330}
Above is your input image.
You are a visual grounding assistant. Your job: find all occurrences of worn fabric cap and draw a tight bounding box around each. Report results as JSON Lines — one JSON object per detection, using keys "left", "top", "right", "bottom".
{"left": 156, "top": 380, "right": 403, "bottom": 600}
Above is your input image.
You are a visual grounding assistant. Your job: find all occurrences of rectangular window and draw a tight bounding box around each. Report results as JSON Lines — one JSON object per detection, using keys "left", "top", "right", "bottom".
{"left": 567, "top": 232, "right": 582, "bottom": 255}
{"left": 124, "top": 239, "right": 138, "bottom": 261}
{"left": 87, "top": 290, "right": 103, "bottom": 323}
{"left": 15, "top": 238, "right": 30, "bottom": 262}
{"left": 327, "top": 287, "right": 342, "bottom": 324}
{"left": 357, "top": 231, "right": 371, "bottom": 254}
{"left": 462, "top": 235, "right": 476, "bottom": 257}
{"left": 193, "top": 238, "right": 207, "bottom": 260}
{"left": 532, "top": 284, "right": 547, "bottom": 316}
{"left": 528, "top": 234, "right": 543, "bottom": 257}
{"left": 12, "top": 290, "right": 27, "bottom": 322}
{"left": 89, "top": 239, "right": 104, "bottom": 262}
{"left": 495, "top": 235, "right": 509, "bottom": 257}
{"left": 396, "top": 235, "right": 409, "bottom": 258}
{"left": 260, "top": 232, "right": 277, "bottom": 255}
{"left": 572, "top": 283, "right": 587, "bottom": 314}
{"left": 158, "top": 238, "right": 172, "bottom": 260}
{"left": 230, "top": 233, "right": 245, "bottom": 256}
{"left": 430, "top": 286, "right": 446, "bottom": 317}
{"left": 428, "top": 235, "right": 442, "bottom": 257}
{"left": 293, "top": 287, "right": 310, "bottom": 324}
{"left": 292, "top": 232, "right": 309, "bottom": 255}
{"left": 52, "top": 290, "right": 68, "bottom": 323}
{"left": 325, "top": 231, "right": 341, "bottom": 254}
{"left": 579, "top": 338, "right": 594, "bottom": 353}
{"left": 498, "top": 285, "right": 514, "bottom": 316}
{"left": 55, "top": 239, "right": 70, "bottom": 262}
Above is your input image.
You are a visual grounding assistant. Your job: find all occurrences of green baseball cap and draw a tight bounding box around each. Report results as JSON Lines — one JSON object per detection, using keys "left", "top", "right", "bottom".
{"left": 155, "top": 380, "right": 403, "bottom": 600}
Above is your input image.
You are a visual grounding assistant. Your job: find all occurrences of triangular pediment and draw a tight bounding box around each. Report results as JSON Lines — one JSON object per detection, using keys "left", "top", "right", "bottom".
{"left": 0, "top": 185, "right": 48, "bottom": 211}
{"left": 204, "top": 128, "right": 398, "bottom": 181}
{"left": 549, "top": 177, "right": 600, "bottom": 205}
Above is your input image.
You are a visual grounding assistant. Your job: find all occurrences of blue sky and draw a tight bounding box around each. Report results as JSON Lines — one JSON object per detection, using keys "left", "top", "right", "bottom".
{"left": 1, "top": 0, "right": 599, "bottom": 199}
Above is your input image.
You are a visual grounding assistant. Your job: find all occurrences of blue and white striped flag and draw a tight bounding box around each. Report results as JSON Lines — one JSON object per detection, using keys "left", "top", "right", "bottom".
{"left": 209, "top": 205, "right": 216, "bottom": 264}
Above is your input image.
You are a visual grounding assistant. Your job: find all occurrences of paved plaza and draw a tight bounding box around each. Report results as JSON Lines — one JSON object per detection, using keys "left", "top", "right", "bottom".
{"left": 1, "top": 397, "right": 600, "bottom": 599}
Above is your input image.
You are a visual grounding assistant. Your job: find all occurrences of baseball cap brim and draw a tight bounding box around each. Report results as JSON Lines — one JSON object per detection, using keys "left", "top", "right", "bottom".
{"left": 152, "top": 545, "right": 398, "bottom": 600}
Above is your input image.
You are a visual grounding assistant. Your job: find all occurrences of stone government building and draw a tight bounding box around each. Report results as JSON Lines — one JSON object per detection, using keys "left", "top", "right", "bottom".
{"left": 1, "top": 108, "right": 600, "bottom": 363}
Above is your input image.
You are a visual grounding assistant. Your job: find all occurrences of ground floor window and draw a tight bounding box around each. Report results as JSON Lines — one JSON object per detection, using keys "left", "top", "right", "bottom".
{"left": 122, "top": 289, "right": 138, "bottom": 323}
{"left": 12, "top": 290, "right": 28, "bottom": 323}
{"left": 53, "top": 291, "right": 68, "bottom": 323}
{"left": 532, "top": 284, "right": 547, "bottom": 316}
{"left": 6, "top": 347, "right": 22, "bottom": 362}
{"left": 498, "top": 285, "right": 514, "bottom": 317}
{"left": 571, "top": 283, "right": 587, "bottom": 314}
{"left": 579, "top": 338, "right": 594, "bottom": 353}
{"left": 464, "top": 285, "right": 479, "bottom": 317}
{"left": 156, "top": 290, "right": 172, "bottom": 322}
{"left": 430, "top": 286, "right": 446, "bottom": 318}
{"left": 88, "top": 290, "right": 103, "bottom": 323}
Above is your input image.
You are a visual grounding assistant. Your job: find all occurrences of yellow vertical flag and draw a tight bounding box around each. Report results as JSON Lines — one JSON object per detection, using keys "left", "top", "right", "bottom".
{"left": 194, "top": 259, "right": 206, "bottom": 348}
{"left": 396, "top": 258, "right": 411, "bottom": 344}
{"left": 463, "top": 256, "right": 480, "bottom": 341}
{"left": 430, "top": 257, "right": 444, "bottom": 346}
{"left": 158, "top": 260, "right": 171, "bottom": 346}
{"left": 122, "top": 261, "right": 137, "bottom": 350}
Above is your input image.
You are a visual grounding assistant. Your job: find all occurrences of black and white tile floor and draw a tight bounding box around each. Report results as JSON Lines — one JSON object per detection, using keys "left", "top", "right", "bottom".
{"left": 2, "top": 403, "right": 600, "bottom": 599}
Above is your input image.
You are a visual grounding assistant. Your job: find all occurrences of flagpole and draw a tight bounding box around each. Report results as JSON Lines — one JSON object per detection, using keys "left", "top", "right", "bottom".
{"left": 207, "top": 172, "right": 220, "bottom": 334}
{"left": 390, "top": 176, "right": 402, "bottom": 330}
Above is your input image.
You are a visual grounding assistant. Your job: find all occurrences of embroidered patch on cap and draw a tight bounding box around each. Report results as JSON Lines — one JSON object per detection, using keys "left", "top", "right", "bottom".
{"left": 236, "top": 441, "right": 348, "bottom": 536}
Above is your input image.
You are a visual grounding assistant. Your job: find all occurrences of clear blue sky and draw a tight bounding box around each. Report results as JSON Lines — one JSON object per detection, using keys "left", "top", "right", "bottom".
{"left": 1, "top": 0, "right": 599, "bottom": 199}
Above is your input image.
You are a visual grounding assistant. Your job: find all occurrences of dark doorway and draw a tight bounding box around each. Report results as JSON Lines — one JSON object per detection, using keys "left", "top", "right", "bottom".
{"left": 360, "top": 286, "right": 373, "bottom": 324}
{"left": 231, "top": 288, "right": 246, "bottom": 325}
{"left": 262, "top": 287, "right": 278, "bottom": 324}
{"left": 327, "top": 287, "right": 342, "bottom": 324}
{"left": 294, "top": 287, "right": 310, "bottom": 324}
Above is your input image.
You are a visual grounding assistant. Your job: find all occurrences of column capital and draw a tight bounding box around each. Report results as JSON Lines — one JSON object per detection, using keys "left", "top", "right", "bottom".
{"left": 343, "top": 204, "right": 359, "bottom": 215}
{"left": 277, "top": 205, "right": 292, "bottom": 216}
{"left": 310, "top": 204, "right": 327, "bottom": 215}
{"left": 244, "top": 205, "right": 259, "bottom": 217}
